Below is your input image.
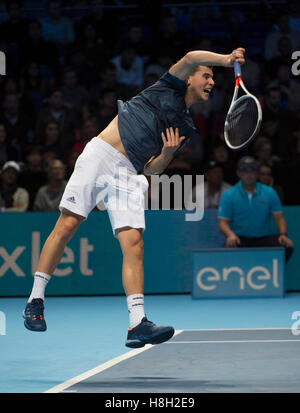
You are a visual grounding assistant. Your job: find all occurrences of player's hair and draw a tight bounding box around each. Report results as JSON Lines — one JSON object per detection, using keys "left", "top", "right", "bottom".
{"left": 191, "top": 65, "right": 213, "bottom": 75}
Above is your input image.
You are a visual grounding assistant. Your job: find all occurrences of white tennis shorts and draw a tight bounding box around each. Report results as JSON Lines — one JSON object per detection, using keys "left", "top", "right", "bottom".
{"left": 59, "top": 137, "right": 149, "bottom": 236}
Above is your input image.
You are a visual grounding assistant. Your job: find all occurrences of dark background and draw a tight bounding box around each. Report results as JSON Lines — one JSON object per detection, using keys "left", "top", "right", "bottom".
{"left": 0, "top": 0, "right": 300, "bottom": 209}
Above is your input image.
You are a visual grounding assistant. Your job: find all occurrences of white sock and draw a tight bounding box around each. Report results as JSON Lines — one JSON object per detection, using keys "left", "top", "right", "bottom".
{"left": 127, "top": 294, "right": 145, "bottom": 328}
{"left": 28, "top": 272, "right": 51, "bottom": 302}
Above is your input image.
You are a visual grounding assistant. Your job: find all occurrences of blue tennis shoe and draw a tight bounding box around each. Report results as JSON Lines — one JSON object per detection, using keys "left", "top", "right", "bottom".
{"left": 23, "top": 298, "right": 47, "bottom": 332}
{"left": 126, "top": 316, "right": 174, "bottom": 348}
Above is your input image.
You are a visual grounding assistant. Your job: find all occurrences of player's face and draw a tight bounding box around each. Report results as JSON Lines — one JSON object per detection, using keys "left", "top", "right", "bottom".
{"left": 187, "top": 66, "right": 215, "bottom": 101}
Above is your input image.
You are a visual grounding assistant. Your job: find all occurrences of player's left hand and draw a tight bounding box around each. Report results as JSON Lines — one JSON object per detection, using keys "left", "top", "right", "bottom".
{"left": 226, "top": 47, "right": 245, "bottom": 67}
{"left": 161, "top": 127, "right": 186, "bottom": 157}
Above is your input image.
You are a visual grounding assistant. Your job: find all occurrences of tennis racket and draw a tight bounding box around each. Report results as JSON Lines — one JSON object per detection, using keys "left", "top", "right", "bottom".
{"left": 224, "top": 53, "right": 262, "bottom": 150}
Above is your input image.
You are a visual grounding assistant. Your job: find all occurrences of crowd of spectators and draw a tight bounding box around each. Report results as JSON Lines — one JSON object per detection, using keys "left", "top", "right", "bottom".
{"left": 0, "top": 0, "right": 300, "bottom": 212}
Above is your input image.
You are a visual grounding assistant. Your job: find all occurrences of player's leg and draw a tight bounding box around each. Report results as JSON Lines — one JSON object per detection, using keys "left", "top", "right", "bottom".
{"left": 116, "top": 226, "right": 144, "bottom": 296}
{"left": 116, "top": 226, "right": 145, "bottom": 328}
{"left": 36, "top": 209, "right": 85, "bottom": 278}
{"left": 115, "top": 226, "right": 174, "bottom": 348}
{"left": 23, "top": 137, "right": 105, "bottom": 332}
{"left": 23, "top": 209, "right": 84, "bottom": 331}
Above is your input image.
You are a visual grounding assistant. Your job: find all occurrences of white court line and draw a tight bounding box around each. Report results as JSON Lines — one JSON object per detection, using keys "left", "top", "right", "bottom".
{"left": 44, "top": 329, "right": 183, "bottom": 393}
{"left": 167, "top": 339, "right": 300, "bottom": 344}
{"left": 181, "top": 328, "right": 292, "bottom": 331}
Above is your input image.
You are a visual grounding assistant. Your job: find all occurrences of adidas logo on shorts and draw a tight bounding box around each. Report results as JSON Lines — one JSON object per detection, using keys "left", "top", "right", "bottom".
{"left": 67, "top": 196, "right": 76, "bottom": 204}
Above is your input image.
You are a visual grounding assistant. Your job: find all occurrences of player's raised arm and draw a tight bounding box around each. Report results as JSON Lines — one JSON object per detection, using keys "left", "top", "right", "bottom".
{"left": 169, "top": 48, "right": 245, "bottom": 80}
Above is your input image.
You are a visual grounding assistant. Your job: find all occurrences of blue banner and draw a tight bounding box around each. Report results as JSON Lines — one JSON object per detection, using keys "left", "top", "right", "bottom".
{"left": 0, "top": 208, "right": 299, "bottom": 296}
{"left": 192, "top": 248, "right": 285, "bottom": 298}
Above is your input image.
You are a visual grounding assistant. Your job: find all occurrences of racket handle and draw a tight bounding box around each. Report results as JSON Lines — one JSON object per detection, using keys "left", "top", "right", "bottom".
{"left": 234, "top": 61, "right": 242, "bottom": 78}
{"left": 232, "top": 49, "right": 242, "bottom": 78}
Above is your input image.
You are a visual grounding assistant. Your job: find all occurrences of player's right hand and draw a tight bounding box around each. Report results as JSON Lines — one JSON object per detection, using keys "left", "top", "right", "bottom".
{"left": 161, "top": 127, "right": 186, "bottom": 157}
{"left": 225, "top": 233, "right": 241, "bottom": 248}
{"left": 225, "top": 47, "right": 245, "bottom": 67}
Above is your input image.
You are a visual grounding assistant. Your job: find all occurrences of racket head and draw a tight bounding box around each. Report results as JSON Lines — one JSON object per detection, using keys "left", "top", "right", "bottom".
{"left": 224, "top": 94, "right": 262, "bottom": 151}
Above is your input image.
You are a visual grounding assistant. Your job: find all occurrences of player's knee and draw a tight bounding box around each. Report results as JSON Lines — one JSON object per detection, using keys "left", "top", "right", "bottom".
{"left": 122, "top": 232, "right": 144, "bottom": 258}
{"left": 55, "top": 215, "right": 82, "bottom": 241}
{"left": 132, "top": 237, "right": 144, "bottom": 258}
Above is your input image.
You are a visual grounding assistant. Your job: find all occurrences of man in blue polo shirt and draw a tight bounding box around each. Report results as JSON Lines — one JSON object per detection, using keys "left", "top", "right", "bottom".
{"left": 218, "top": 156, "right": 294, "bottom": 262}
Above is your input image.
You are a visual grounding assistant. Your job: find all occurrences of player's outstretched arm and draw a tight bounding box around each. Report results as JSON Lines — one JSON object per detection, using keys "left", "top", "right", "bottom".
{"left": 169, "top": 48, "right": 245, "bottom": 80}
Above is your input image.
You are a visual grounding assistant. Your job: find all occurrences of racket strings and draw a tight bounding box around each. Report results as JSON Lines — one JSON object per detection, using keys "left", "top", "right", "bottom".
{"left": 226, "top": 97, "right": 259, "bottom": 147}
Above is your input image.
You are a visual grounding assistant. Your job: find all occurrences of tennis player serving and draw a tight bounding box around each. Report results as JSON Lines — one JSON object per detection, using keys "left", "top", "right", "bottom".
{"left": 23, "top": 48, "right": 245, "bottom": 347}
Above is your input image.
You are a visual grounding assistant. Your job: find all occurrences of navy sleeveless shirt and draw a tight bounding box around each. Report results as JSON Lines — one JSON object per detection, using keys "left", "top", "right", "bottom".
{"left": 117, "top": 71, "right": 201, "bottom": 173}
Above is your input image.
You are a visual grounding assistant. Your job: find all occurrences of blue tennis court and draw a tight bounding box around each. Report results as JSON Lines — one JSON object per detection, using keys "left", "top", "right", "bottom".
{"left": 1, "top": 293, "right": 299, "bottom": 393}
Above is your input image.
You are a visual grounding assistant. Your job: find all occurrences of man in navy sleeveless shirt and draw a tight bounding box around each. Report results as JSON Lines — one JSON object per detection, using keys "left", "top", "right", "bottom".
{"left": 24, "top": 48, "right": 245, "bottom": 348}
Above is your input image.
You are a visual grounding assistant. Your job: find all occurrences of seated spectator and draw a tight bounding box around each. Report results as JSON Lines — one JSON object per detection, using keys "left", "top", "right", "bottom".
{"left": 252, "top": 135, "right": 284, "bottom": 186}
{"left": 92, "top": 89, "right": 117, "bottom": 132}
{"left": 284, "top": 136, "right": 300, "bottom": 204}
{"left": 253, "top": 136, "right": 281, "bottom": 165}
{"left": 0, "top": 160, "right": 29, "bottom": 212}
{"left": 36, "top": 88, "right": 77, "bottom": 156}
{"left": 240, "top": 57, "right": 261, "bottom": 95}
{"left": 111, "top": 45, "right": 144, "bottom": 89}
{"left": 268, "top": 63, "right": 300, "bottom": 110}
{"left": 186, "top": 161, "right": 231, "bottom": 210}
{"left": 0, "top": 92, "right": 34, "bottom": 159}
{"left": 40, "top": 120, "right": 63, "bottom": 159}
{"left": 40, "top": 0, "right": 75, "bottom": 45}
{"left": 261, "top": 87, "right": 298, "bottom": 157}
{"left": 75, "top": 0, "right": 117, "bottom": 54}
{"left": 0, "top": 122, "right": 19, "bottom": 168}
{"left": 208, "top": 68, "right": 229, "bottom": 114}
{"left": 73, "top": 117, "right": 98, "bottom": 155}
{"left": 71, "top": 21, "right": 108, "bottom": 73}
{"left": 19, "top": 145, "right": 48, "bottom": 210}
{"left": 21, "top": 19, "right": 59, "bottom": 79}
{"left": 265, "top": 36, "right": 294, "bottom": 81}
{"left": 203, "top": 161, "right": 232, "bottom": 209}
{"left": 218, "top": 156, "right": 294, "bottom": 262}
{"left": 164, "top": 145, "right": 192, "bottom": 177}
{"left": 288, "top": 0, "right": 300, "bottom": 31}
{"left": 0, "top": 1, "right": 28, "bottom": 45}
{"left": 87, "top": 62, "right": 125, "bottom": 106}
{"left": 61, "top": 67, "right": 88, "bottom": 111}
{"left": 211, "top": 143, "right": 237, "bottom": 185}
{"left": 64, "top": 149, "right": 79, "bottom": 180}
{"left": 152, "top": 15, "right": 189, "bottom": 61}
{"left": 33, "top": 158, "right": 67, "bottom": 212}
{"left": 264, "top": 14, "right": 300, "bottom": 61}
{"left": 257, "top": 162, "right": 285, "bottom": 204}
{"left": 98, "top": 62, "right": 122, "bottom": 93}
{"left": 20, "top": 61, "right": 47, "bottom": 112}
{"left": 117, "top": 24, "right": 151, "bottom": 60}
